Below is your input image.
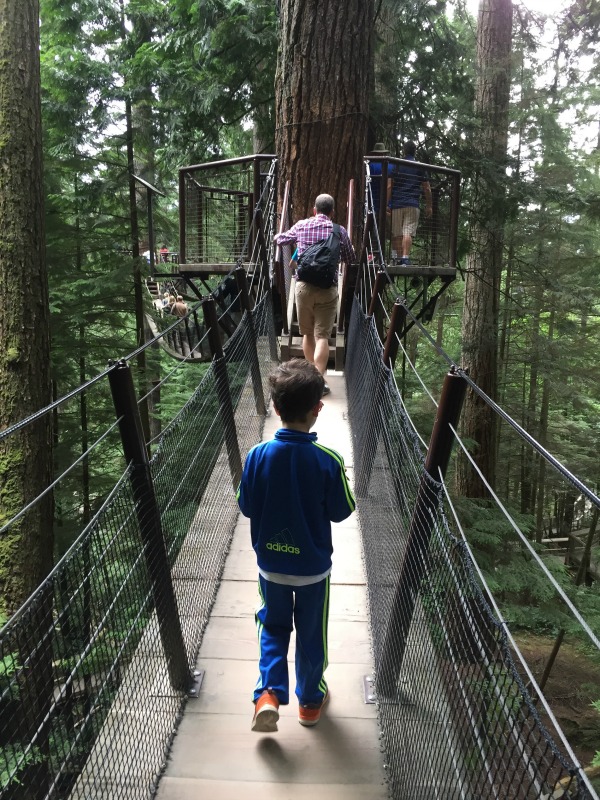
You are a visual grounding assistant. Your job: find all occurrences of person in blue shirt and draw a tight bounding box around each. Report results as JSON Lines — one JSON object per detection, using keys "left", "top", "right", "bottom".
{"left": 237, "top": 359, "right": 356, "bottom": 733}
{"left": 389, "top": 140, "right": 432, "bottom": 266}
{"left": 367, "top": 142, "right": 391, "bottom": 219}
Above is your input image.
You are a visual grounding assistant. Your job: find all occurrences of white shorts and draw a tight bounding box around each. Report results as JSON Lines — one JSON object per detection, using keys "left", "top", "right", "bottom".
{"left": 391, "top": 207, "right": 420, "bottom": 237}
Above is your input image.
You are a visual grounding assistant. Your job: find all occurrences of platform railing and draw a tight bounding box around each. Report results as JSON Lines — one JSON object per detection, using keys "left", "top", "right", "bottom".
{"left": 178, "top": 154, "right": 277, "bottom": 269}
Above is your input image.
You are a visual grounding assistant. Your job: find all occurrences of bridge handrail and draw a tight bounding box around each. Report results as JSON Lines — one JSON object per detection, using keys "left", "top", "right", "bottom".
{"left": 0, "top": 290, "right": 277, "bottom": 799}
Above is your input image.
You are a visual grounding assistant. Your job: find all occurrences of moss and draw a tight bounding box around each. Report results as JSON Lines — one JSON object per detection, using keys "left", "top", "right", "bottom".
{"left": 0, "top": 448, "right": 24, "bottom": 526}
{"left": 4, "top": 346, "right": 19, "bottom": 365}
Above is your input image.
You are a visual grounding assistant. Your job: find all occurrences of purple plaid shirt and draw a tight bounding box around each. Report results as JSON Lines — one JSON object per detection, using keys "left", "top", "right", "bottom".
{"left": 274, "top": 213, "right": 356, "bottom": 264}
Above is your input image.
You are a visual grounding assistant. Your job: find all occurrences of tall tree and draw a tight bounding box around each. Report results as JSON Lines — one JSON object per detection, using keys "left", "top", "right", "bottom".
{"left": 457, "top": 0, "right": 512, "bottom": 498}
{"left": 0, "top": 0, "right": 52, "bottom": 615}
{"left": 275, "top": 0, "right": 375, "bottom": 218}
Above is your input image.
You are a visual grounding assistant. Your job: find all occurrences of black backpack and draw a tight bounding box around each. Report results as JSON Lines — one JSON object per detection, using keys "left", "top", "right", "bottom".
{"left": 296, "top": 224, "right": 341, "bottom": 288}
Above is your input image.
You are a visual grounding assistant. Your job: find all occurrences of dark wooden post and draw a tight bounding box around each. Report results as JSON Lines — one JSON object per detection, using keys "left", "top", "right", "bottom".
{"left": 203, "top": 298, "right": 243, "bottom": 487}
{"left": 378, "top": 367, "right": 467, "bottom": 696}
{"left": 254, "top": 207, "right": 271, "bottom": 293}
{"left": 368, "top": 270, "right": 388, "bottom": 342}
{"left": 383, "top": 300, "right": 407, "bottom": 368}
{"left": 235, "top": 267, "right": 266, "bottom": 415}
{"left": 108, "top": 360, "right": 192, "bottom": 692}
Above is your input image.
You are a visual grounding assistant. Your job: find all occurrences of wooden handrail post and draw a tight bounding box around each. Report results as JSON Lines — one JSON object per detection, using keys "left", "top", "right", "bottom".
{"left": 108, "top": 360, "right": 192, "bottom": 692}
{"left": 368, "top": 270, "right": 388, "bottom": 342}
{"left": 202, "top": 298, "right": 243, "bottom": 487}
{"left": 254, "top": 208, "right": 270, "bottom": 292}
{"left": 378, "top": 367, "right": 467, "bottom": 696}
{"left": 235, "top": 267, "right": 266, "bottom": 416}
{"left": 383, "top": 300, "right": 407, "bottom": 369}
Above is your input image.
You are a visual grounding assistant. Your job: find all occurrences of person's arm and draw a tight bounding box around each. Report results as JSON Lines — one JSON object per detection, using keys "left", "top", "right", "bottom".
{"left": 328, "top": 457, "right": 356, "bottom": 522}
{"left": 386, "top": 177, "right": 393, "bottom": 212}
{"left": 339, "top": 227, "right": 356, "bottom": 264}
{"left": 273, "top": 221, "right": 300, "bottom": 246}
{"left": 236, "top": 450, "right": 254, "bottom": 517}
{"left": 422, "top": 181, "right": 433, "bottom": 218}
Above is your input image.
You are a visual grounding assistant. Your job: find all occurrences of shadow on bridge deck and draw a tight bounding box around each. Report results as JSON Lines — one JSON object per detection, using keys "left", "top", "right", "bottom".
{"left": 156, "top": 373, "right": 388, "bottom": 799}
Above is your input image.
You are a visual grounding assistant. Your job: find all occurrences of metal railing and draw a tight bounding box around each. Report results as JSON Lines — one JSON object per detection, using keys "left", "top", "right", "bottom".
{"left": 346, "top": 287, "right": 599, "bottom": 799}
{"left": 178, "top": 154, "right": 277, "bottom": 269}
{"left": 0, "top": 270, "right": 278, "bottom": 800}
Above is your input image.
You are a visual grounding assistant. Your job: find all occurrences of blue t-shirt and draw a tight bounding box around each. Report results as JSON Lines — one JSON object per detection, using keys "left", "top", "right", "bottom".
{"left": 237, "top": 428, "right": 356, "bottom": 576}
{"left": 369, "top": 161, "right": 396, "bottom": 215}
{"left": 391, "top": 156, "right": 429, "bottom": 210}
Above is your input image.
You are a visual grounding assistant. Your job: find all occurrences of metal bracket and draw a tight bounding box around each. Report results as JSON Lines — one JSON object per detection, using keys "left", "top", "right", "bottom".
{"left": 188, "top": 668, "right": 205, "bottom": 698}
{"left": 363, "top": 674, "right": 376, "bottom": 704}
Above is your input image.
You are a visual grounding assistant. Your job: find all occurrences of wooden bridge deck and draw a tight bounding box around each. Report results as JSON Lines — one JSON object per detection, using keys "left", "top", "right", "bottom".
{"left": 156, "top": 372, "right": 388, "bottom": 799}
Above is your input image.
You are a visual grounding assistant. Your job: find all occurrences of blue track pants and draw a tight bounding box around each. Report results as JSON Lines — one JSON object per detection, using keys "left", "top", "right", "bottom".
{"left": 253, "top": 574, "right": 330, "bottom": 706}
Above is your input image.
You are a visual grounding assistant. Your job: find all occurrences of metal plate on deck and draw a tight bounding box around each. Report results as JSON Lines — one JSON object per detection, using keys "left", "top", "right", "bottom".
{"left": 188, "top": 668, "right": 205, "bottom": 698}
{"left": 363, "top": 674, "right": 376, "bottom": 704}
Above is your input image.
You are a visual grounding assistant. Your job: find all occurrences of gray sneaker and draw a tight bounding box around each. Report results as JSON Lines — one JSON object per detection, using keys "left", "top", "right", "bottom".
{"left": 322, "top": 383, "right": 331, "bottom": 396}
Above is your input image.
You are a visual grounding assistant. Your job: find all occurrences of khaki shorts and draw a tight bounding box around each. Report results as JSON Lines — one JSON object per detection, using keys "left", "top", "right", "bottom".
{"left": 391, "top": 206, "right": 420, "bottom": 237}
{"left": 295, "top": 281, "right": 338, "bottom": 340}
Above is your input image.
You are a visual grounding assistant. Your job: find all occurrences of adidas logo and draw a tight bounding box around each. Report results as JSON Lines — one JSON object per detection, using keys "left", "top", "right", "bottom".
{"left": 267, "top": 528, "right": 300, "bottom": 555}
{"left": 266, "top": 542, "right": 300, "bottom": 554}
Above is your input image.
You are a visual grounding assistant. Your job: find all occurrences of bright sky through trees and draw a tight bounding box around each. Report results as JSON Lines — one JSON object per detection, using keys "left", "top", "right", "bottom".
{"left": 466, "top": 0, "right": 566, "bottom": 15}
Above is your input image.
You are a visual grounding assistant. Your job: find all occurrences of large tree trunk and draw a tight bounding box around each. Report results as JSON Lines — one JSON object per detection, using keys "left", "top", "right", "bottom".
{"left": 0, "top": 0, "right": 52, "bottom": 616}
{"left": 275, "top": 0, "right": 375, "bottom": 220}
{"left": 457, "top": 0, "right": 512, "bottom": 498}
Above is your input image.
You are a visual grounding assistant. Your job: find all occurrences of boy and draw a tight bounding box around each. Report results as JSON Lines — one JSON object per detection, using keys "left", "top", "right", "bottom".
{"left": 237, "top": 359, "right": 356, "bottom": 733}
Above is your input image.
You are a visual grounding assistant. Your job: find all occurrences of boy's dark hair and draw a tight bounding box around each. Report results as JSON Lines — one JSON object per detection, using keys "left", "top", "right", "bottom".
{"left": 269, "top": 359, "right": 325, "bottom": 422}
{"left": 403, "top": 140, "right": 417, "bottom": 158}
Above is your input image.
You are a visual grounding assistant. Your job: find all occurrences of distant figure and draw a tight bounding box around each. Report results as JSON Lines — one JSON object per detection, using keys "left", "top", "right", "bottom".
{"left": 143, "top": 249, "right": 152, "bottom": 263}
{"left": 273, "top": 194, "right": 355, "bottom": 395}
{"left": 171, "top": 295, "right": 188, "bottom": 317}
{"left": 160, "top": 244, "right": 170, "bottom": 262}
{"left": 167, "top": 294, "right": 176, "bottom": 313}
{"left": 161, "top": 291, "right": 170, "bottom": 310}
{"left": 389, "top": 140, "right": 432, "bottom": 266}
{"left": 237, "top": 359, "right": 356, "bottom": 733}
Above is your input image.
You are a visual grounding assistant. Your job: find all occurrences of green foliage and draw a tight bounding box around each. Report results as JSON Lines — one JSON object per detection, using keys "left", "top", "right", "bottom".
{"left": 0, "top": 745, "right": 44, "bottom": 792}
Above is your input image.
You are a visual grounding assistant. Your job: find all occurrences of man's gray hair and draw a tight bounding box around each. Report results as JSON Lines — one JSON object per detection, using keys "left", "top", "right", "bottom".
{"left": 314, "top": 194, "right": 335, "bottom": 215}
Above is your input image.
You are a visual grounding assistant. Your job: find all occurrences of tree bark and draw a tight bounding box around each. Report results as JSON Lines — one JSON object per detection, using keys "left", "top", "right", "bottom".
{"left": 0, "top": 0, "right": 53, "bottom": 616}
{"left": 275, "top": 0, "right": 375, "bottom": 220}
{"left": 457, "top": 0, "right": 512, "bottom": 498}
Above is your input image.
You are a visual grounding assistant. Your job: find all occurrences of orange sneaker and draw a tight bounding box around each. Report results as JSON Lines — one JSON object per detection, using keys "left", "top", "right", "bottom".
{"left": 298, "top": 689, "right": 329, "bottom": 727}
{"left": 251, "top": 690, "right": 280, "bottom": 733}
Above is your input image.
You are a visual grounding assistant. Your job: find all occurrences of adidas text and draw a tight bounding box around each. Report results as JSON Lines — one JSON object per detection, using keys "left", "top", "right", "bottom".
{"left": 267, "top": 542, "right": 300, "bottom": 554}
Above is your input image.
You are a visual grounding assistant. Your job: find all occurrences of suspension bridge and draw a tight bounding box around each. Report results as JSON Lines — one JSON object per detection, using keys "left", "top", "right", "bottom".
{"left": 1, "top": 154, "right": 599, "bottom": 800}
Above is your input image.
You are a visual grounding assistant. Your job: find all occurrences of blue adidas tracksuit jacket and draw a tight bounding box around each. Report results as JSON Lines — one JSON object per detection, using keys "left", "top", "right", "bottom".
{"left": 237, "top": 428, "right": 356, "bottom": 575}
{"left": 237, "top": 428, "right": 356, "bottom": 706}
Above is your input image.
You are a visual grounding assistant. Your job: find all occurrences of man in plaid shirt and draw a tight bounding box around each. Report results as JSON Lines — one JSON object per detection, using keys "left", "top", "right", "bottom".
{"left": 274, "top": 194, "right": 355, "bottom": 395}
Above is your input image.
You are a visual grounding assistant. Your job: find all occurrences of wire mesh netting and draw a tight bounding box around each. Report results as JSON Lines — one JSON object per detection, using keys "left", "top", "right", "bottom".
{"left": 181, "top": 157, "right": 276, "bottom": 268}
{"left": 0, "top": 294, "right": 278, "bottom": 800}
{"left": 345, "top": 295, "right": 596, "bottom": 800}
